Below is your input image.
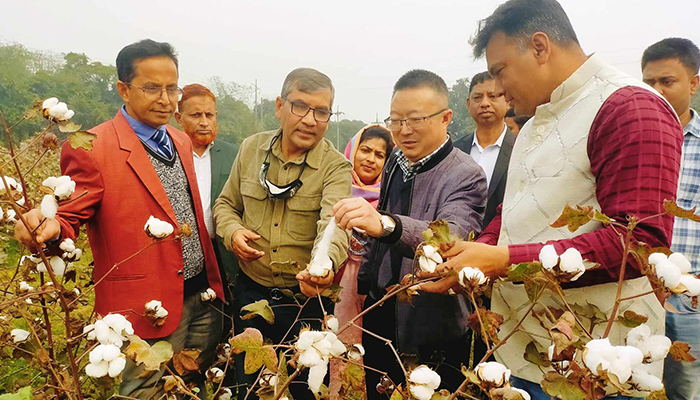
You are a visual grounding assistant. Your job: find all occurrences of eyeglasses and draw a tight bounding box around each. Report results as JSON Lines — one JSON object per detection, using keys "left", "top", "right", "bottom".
{"left": 383, "top": 109, "right": 447, "bottom": 132}
{"left": 127, "top": 83, "right": 183, "bottom": 101}
{"left": 282, "top": 97, "right": 333, "bottom": 123}
{"left": 258, "top": 134, "right": 308, "bottom": 199}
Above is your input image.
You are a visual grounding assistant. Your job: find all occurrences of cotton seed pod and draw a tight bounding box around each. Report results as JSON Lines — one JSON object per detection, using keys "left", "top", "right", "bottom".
{"left": 475, "top": 362, "right": 510, "bottom": 387}
{"left": 539, "top": 244, "right": 558, "bottom": 270}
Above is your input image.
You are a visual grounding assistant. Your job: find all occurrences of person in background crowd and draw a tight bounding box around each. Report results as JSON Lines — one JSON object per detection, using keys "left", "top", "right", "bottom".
{"left": 329, "top": 124, "right": 394, "bottom": 397}
{"left": 504, "top": 107, "right": 530, "bottom": 134}
{"left": 454, "top": 71, "right": 516, "bottom": 227}
{"left": 333, "top": 69, "right": 487, "bottom": 398}
{"left": 14, "top": 39, "right": 225, "bottom": 398}
{"left": 419, "top": 1, "right": 682, "bottom": 399}
{"left": 176, "top": 84, "right": 239, "bottom": 295}
{"left": 642, "top": 37, "right": 700, "bottom": 400}
{"left": 213, "top": 68, "right": 351, "bottom": 400}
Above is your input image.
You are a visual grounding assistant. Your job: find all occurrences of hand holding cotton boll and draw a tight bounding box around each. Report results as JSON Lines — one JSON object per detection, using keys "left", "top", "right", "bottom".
{"left": 43, "top": 176, "right": 76, "bottom": 201}
{"left": 419, "top": 245, "right": 443, "bottom": 273}
{"left": 144, "top": 216, "right": 174, "bottom": 239}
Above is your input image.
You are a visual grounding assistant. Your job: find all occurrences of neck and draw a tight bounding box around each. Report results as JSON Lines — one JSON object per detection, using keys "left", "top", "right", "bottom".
{"left": 678, "top": 108, "right": 693, "bottom": 128}
{"left": 475, "top": 121, "right": 505, "bottom": 147}
{"left": 280, "top": 134, "right": 305, "bottom": 161}
{"left": 548, "top": 48, "right": 589, "bottom": 100}
{"left": 193, "top": 143, "right": 208, "bottom": 156}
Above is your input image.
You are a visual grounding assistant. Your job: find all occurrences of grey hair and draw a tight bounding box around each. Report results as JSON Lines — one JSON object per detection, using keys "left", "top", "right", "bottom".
{"left": 280, "top": 68, "right": 335, "bottom": 106}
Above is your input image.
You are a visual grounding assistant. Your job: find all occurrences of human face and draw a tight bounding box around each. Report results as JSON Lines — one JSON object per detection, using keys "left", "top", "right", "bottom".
{"left": 389, "top": 87, "right": 451, "bottom": 163}
{"left": 353, "top": 137, "right": 388, "bottom": 184}
{"left": 176, "top": 95, "right": 218, "bottom": 148}
{"left": 117, "top": 56, "right": 179, "bottom": 128}
{"left": 504, "top": 116, "right": 520, "bottom": 134}
{"left": 467, "top": 79, "right": 508, "bottom": 127}
{"left": 643, "top": 58, "right": 699, "bottom": 125}
{"left": 275, "top": 88, "right": 332, "bottom": 158}
{"left": 486, "top": 32, "right": 551, "bottom": 117}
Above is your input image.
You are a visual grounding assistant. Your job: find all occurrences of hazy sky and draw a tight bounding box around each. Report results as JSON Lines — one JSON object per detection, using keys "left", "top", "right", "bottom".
{"left": 1, "top": 0, "right": 699, "bottom": 123}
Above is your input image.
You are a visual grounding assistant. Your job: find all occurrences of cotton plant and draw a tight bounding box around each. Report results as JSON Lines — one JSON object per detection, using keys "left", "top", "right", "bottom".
{"left": 648, "top": 252, "right": 700, "bottom": 296}
{"left": 407, "top": 365, "right": 442, "bottom": 400}
{"left": 419, "top": 244, "right": 443, "bottom": 273}
{"left": 539, "top": 245, "right": 587, "bottom": 281}
{"left": 294, "top": 328, "right": 347, "bottom": 393}
{"left": 83, "top": 313, "right": 134, "bottom": 378}
{"left": 42, "top": 97, "right": 75, "bottom": 122}
{"left": 144, "top": 300, "right": 169, "bottom": 326}
{"left": 144, "top": 216, "right": 174, "bottom": 239}
{"left": 200, "top": 287, "right": 217, "bottom": 302}
{"left": 39, "top": 175, "right": 77, "bottom": 219}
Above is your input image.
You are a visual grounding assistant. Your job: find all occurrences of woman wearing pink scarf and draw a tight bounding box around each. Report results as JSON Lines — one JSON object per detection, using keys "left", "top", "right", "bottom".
{"left": 331, "top": 124, "right": 393, "bottom": 397}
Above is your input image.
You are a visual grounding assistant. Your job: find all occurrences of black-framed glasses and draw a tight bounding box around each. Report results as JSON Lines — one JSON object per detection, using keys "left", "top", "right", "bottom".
{"left": 282, "top": 96, "right": 333, "bottom": 123}
{"left": 127, "top": 83, "right": 183, "bottom": 101}
{"left": 258, "top": 134, "right": 308, "bottom": 199}
{"left": 384, "top": 109, "right": 447, "bottom": 132}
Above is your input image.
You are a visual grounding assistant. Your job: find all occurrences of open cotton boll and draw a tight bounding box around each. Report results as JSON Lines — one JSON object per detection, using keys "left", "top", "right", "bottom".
{"left": 101, "top": 344, "right": 122, "bottom": 362}
{"left": 299, "top": 348, "right": 323, "bottom": 367}
{"left": 559, "top": 248, "right": 586, "bottom": 280}
{"left": 59, "top": 238, "right": 76, "bottom": 253}
{"left": 48, "top": 102, "right": 69, "bottom": 119}
{"left": 37, "top": 256, "right": 66, "bottom": 276}
{"left": 679, "top": 275, "right": 700, "bottom": 296}
{"left": 607, "top": 357, "right": 633, "bottom": 384}
{"left": 42, "top": 175, "right": 71, "bottom": 190}
{"left": 626, "top": 324, "right": 651, "bottom": 348}
{"left": 1, "top": 176, "right": 18, "bottom": 192}
{"left": 458, "top": 267, "right": 488, "bottom": 287}
{"left": 86, "top": 360, "right": 109, "bottom": 378}
{"left": 669, "top": 253, "right": 692, "bottom": 273}
{"left": 584, "top": 338, "right": 613, "bottom": 374}
{"left": 19, "top": 281, "right": 33, "bottom": 293}
{"left": 11, "top": 329, "right": 30, "bottom": 343}
{"left": 308, "top": 218, "right": 337, "bottom": 277}
{"left": 154, "top": 307, "right": 168, "bottom": 319}
{"left": 655, "top": 259, "right": 682, "bottom": 289}
{"left": 144, "top": 216, "right": 174, "bottom": 238}
{"left": 326, "top": 316, "right": 339, "bottom": 333}
{"left": 419, "top": 245, "right": 443, "bottom": 274}
{"left": 348, "top": 344, "right": 365, "bottom": 360}
{"left": 539, "top": 244, "right": 559, "bottom": 270}
{"left": 630, "top": 364, "right": 663, "bottom": 392}
{"left": 6, "top": 209, "right": 17, "bottom": 222}
{"left": 296, "top": 330, "right": 325, "bottom": 351}
{"left": 330, "top": 338, "right": 346, "bottom": 357}
{"left": 40, "top": 195, "right": 58, "bottom": 219}
{"left": 102, "top": 313, "right": 133, "bottom": 336}
{"left": 42, "top": 98, "right": 59, "bottom": 110}
{"left": 108, "top": 356, "right": 126, "bottom": 377}
{"left": 54, "top": 180, "right": 76, "bottom": 200}
{"left": 475, "top": 362, "right": 510, "bottom": 387}
{"left": 307, "top": 362, "right": 328, "bottom": 394}
{"left": 409, "top": 384, "right": 435, "bottom": 400}
{"left": 409, "top": 365, "right": 441, "bottom": 390}
{"left": 648, "top": 253, "right": 668, "bottom": 266}
{"left": 63, "top": 110, "right": 75, "bottom": 120}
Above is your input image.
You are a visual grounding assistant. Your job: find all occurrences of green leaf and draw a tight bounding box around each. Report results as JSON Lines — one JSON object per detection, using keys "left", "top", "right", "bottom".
{"left": 124, "top": 336, "right": 174, "bottom": 371}
{"left": 389, "top": 388, "right": 405, "bottom": 400}
{"left": 507, "top": 262, "right": 543, "bottom": 282}
{"left": 68, "top": 130, "right": 97, "bottom": 151}
{"left": 524, "top": 341, "right": 551, "bottom": 367}
{"left": 58, "top": 120, "right": 82, "bottom": 133}
{"left": 461, "top": 365, "right": 481, "bottom": 385}
{"left": 0, "top": 386, "right": 33, "bottom": 400}
{"left": 570, "top": 302, "right": 607, "bottom": 327}
{"left": 663, "top": 199, "right": 700, "bottom": 222}
{"left": 269, "top": 260, "right": 303, "bottom": 274}
{"left": 321, "top": 284, "right": 343, "bottom": 303}
{"left": 240, "top": 299, "right": 275, "bottom": 324}
{"left": 550, "top": 204, "right": 595, "bottom": 233}
{"left": 593, "top": 210, "right": 614, "bottom": 224}
{"left": 228, "top": 328, "right": 278, "bottom": 374}
{"left": 617, "top": 310, "right": 648, "bottom": 328}
{"left": 541, "top": 371, "right": 586, "bottom": 400}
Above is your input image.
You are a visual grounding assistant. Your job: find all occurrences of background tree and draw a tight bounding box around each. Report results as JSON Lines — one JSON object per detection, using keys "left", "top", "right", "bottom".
{"left": 448, "top": 77, "right": 476, "bottom": 140}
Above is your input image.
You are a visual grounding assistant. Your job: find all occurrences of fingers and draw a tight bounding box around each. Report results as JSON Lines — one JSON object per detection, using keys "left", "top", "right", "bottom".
{"left": 36, "top": 219, "right": 61, "bottom": 244}
{"left": 337, "top": 208, "right": 367, "bottom": 231}
{"left": 418, "top": 276, "right": 458, "bottom": 294}
{"left": 332, "top": 199, "right": 363, "bottom": 225}
{"left": 243, "top": 230, "right": 261, "bottom": 241}
{"left": 443, "top": 240, "right": 469, "bottom": 258}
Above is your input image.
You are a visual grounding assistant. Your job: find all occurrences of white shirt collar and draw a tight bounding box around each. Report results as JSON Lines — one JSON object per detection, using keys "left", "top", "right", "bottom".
{"left": 472, "top": 123, "right": 507, "bottom": 151}
{"left": 193, "top": 143, "right": 213, "bottom": 159}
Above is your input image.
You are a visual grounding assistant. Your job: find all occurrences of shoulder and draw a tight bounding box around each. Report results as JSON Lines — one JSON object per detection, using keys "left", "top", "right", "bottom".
{"left": 241, "top": 130, "right": 276, "bottom": 150}
{"left": 214, "top": 139, "right": 239, "bottom": 155}
{"left": 452, "top": 133, "right": 473, "bottom": 153}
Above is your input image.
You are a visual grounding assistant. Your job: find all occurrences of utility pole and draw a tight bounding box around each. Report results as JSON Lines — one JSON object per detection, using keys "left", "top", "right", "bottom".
{"left": 253, "top": 79, "right": 260, "bottom": 126}
{"left": 334, "top": 105, "right": 344, "bottom": 150}
{"left": 374, "top": 113, "right": 380, "bottom": 124}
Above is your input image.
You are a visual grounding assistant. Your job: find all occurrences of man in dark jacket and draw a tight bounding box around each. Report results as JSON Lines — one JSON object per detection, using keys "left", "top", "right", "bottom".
{"left": 454, "top": 71, "right": 515, "bottom": 227}
{"left": 332, "top": 69, "right": 487, "bottom": 398}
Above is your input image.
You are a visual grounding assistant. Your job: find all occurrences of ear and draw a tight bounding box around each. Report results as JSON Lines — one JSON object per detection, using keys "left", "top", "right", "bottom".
{"left": 690, "top": 74, "right": 699, "bottom": 97}
{"left": 117, "top": 81, "right": 130, "bottom": 104}
{"left": 275, "top": 96, "right": 283, "bottom": 119}
{"left": 442, "top": 109, "right": 454, "bottom": 127}
{"left": 174, "top": 112, "right": 182, "bottom": 125}
{"left": 531, "top": 32, "right": 552, "bottom": 65}
{"left": 466, "top": 97, "right": 471, "bottom": 109}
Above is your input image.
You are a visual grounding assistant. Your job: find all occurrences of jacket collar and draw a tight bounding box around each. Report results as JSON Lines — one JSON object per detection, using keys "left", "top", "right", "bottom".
{"left": 258, "top": 128, "right": 324, "bottom": 169}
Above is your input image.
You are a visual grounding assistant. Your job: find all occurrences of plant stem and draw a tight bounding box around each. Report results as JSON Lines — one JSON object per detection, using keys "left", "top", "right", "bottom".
{"left": 603, "top": 224, "right": 635, "bottom": 338}
{"left": 468, "top": 291, "right": 492, "bottom": 351}
{"left": 272, "top": 368, "right": 301, "bottom": 400}
{"left": 350, "top": 321, "right": 407, "bottom": 377}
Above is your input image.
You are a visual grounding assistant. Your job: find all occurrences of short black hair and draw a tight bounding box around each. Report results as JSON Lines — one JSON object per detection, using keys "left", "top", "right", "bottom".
{"left": 393, "top": 69, "right": 449, "bottom": 107}
{"left": 642, "top": 38, "right": 700, "bottom": 74}
{"left": 360, "top": 126, "right": 394, "bottom": 155}
{"left": 116, "top": 39, "right": 179, "bottom": 83}
{"left": 469, "top": 71, "right": 494, "bottom": 95}
{"left": 470, "top": 0, "right": 580, "bottom": 59}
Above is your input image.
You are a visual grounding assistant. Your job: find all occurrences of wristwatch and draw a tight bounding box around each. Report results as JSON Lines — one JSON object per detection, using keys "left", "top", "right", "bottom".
{"left": 378, "top": 214, "right": 396, "bottom": 238}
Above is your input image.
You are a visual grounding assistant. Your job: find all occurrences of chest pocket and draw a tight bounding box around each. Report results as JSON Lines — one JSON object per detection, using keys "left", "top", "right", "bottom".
{"left": 240, "top": 180, "right": 268, "bottom": 232}
{"left": 286, "top": 194, "right": 322, "bottom": 241}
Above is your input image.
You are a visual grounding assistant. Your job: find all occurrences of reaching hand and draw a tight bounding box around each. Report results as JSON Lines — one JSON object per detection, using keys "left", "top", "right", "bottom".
{"left": 14, "top": 209, "right": 61, "bottom": 251}
{"left": 332, "top": 197, "right": 383, "bottom": 237}
{"left": 231, "top": 229, "right": 265, "bottom": 261}
{"left": 296, "top": 269, "right": 334, "bottom": 298}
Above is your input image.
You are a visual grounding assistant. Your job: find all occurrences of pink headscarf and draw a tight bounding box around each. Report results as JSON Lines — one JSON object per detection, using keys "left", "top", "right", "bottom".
{"left": 344, "top": 124, "right": 391, "bottom": 208}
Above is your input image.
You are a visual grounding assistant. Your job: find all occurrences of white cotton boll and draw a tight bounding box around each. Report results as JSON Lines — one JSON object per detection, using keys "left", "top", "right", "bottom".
{"left": 308, "top": 259, "right": 331, "bottom": 277}
{"left": 348, "top": 344, "right": 365, "bottom": 360}
{"left": 410, "top": 365, "right": 441, "bottom": 390}
{"left": 679, "top": 275, "right": 700, "bottom": 296}
{"left": 631, "top": 364, "right": 663, "bottom": 392}
{"left": 46, "top": 256, "right": 66, "bottom": 276}
{"left": 40, "top": 195, "right": 58, "bottom": 219}
{"left": 423, "top": 245, "right": 443, "bottom": 264}
{"left": 327, "top": 316, "right": 339, "bottom": 333}
{"left": 83, "top": 324, "right": 96, "bottom": 341}
{"left": 458, "top": 267, "right": 488, "bottom": 287}
{"left": 144, "top": 216, "right": 174, "bottom": 238}
{"left": 307, "top": 362, "right": 328, "bottom": 394}
{"left": 626, "top": 324, "right": 651, "bottom": 348}
{"left": 299, "top": 348, "right": 323, "bottom": 367}
{"left": 94, "top": 320, "right": 111, "bottom": 344}
{"left": 219, "top": 388, "right": 233, "bottom": 400}
{"left": 154, "top": 307, "right": 168, "bottom": 319}
{"left": 36, "top": 261, "right": 47, "bottom": 273}
{"left": 103, "top": 313, "right": 128, "bottom": 334}
{"left": 475, "top": 362, "right": 510, "bottom": 387}
{"left": 314, "top": 338, "right": 333, "bottom": 356}
{"left": 11, "top": 329, "right": 30, "bottom": 343}
{"left": 206, "top": 288, "right": 216, "bottom": 300}
{"left": 655, "top": 259, "right": 682, "bottom": 289}
{"left": 19, "top": 281, "right": 33, "bottom": 293}
{"left": 59, "top": 238, "right": 75, "bottom": 253}
{"left": 54, "top": 180, "right": 76, "bottom": 201}
{"left": 640, "top": 336, "right": 672, "bottom": 362}
{"left": 309, "top": 217, "right": 337, "bottom": 277}
{"left": 409, "top": 384, "right": 435, "bottom": 400}
{"left": 90, "top": 345, "right": 106, "bottom": 364}
{"left": 0, "top": 176, "right": 17, "bottom": 192}
{"left": 512, "top": 388, "right": 531, "bottom": 400}
{"left": 584, "top": 339, "right": 613, "bottom": 375}
{"left": 200, "top": 291, "right": 212, "bottom": 301}
{"left": 669, "top": 253, "right": 692, "bottom": 274}
{"left": 615, "top": 346, "right": 644, "bottom": 368}
{"left": 42, "top": 98, "right": 59, "bottom": 110}
{"left": 607, "top": 357, "right": 632, "bottom": 384}
{"left": 330, "top": 339, "right": 346, "bottom": 358}
{"left": 86, "top": 361, "right": 109, "bottom": 378}
{"left": 108, "top": 356, "right": 126, "bottom": 377}
{"left": 648, "top": 253, "right": 667, "bottom": 266}
{"left": 16, "top": 196, "right": 25, "bottom": 206}
{"left": 6, "top": 209, "right": 16, "bottom": 222}
{"left": 539, "top": 245, "right": 559, "bottom": 270}
{"left": 296, "top": 331, "right": 324, "bottom": 351}
{"left": 559, "top": 248, "right": 586, "bottom": 279}
{"left": 102, "top": 344, "right": 121, "bottom": 362}
{"left": 419, "top": 255, "right": 437, "bottom": 273}
{"left": 63, "top": 110, "right": 75, "bottom": 120}
{"left": 145, "top": 300, "right": 162, "bottom": 311}
{"left": 48, "top": 102, "right": 69, "bottom": 119}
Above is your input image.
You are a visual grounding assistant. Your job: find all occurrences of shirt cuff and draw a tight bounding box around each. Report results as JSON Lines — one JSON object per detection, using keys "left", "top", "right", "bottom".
{"left": 376, "top": 212, "right": 403, "bottom": 245}
{"left": 507, "top": 243, "right": 545, "bottom": 265}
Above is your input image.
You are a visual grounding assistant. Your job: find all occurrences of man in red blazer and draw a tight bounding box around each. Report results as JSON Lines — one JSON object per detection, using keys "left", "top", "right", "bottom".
{"left": 15, "top": 39, "right": 224, "bottom": 398}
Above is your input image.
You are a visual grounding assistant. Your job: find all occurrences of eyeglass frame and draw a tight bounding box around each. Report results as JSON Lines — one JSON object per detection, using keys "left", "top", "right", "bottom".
{"left": 126, "top": 82, "right": 184, "bottom": 101}
{"left": 383, "top": 109, "right": 448, "bottom": 132}
{"left": 282, "top": 96, "right": 334, "bottom": 123}
{"left": 258, "top": 133, "right": 308, "bottom": 199}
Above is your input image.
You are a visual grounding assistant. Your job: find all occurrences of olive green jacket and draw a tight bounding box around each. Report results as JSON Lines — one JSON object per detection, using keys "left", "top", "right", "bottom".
{"left": 213, "top": 129, "right": 351, "bottom": 288}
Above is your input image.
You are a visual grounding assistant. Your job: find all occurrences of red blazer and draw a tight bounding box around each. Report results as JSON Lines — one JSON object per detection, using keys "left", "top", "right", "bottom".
{"left": 56, "top": 112, "right": 224, "bottom": 339}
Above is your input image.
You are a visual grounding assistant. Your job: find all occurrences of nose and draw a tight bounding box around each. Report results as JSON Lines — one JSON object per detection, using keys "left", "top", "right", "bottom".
{"left": 399, "top": 121, "right": 414, "bottom": 135}
{"left": 200, "top": 116, "right": 210, "bottom": 128}
{"left": 493, "top": 79, "right": 507, "bottom": 99}
{"left": 156, "top": 88, "right": 170, "bottom": 105}
{"left": 301, "top": 109, "right": 317, "bottom": 126}
{"left": 651, "top": 83, "right": 665, "bottom": 96}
